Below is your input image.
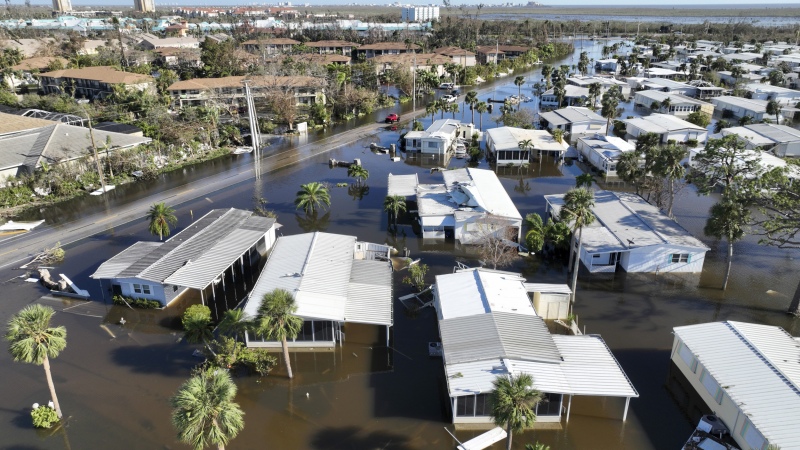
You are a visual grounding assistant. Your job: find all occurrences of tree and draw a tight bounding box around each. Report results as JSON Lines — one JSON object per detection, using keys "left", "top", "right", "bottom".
{"left": 147, "top": 202, "right": 178, "bottom": 241}
{"left": 704, "top": 198, "right": 749, "bottom": 290}
{"left": 688, "top": 134, "right": 763, "bottom": 198}
{"left": 560, "top": 188, "right": 596, "bottom": 309}
{"left": 295, "top": 182, "right": 331, "bottom": 214}
{"left": 766, "top": 99, "right": 782, "bottom": 124}
{"left": 601, "top": 85, "right": 622, "bottom": 135}
{"left": 171, "top": 368, "right": 245, "bottom": 450}
{"left": 475, "top": 102, "right": 488, "bottom": 131}
{"left": 200, "top": 38, "right": 242, "bottom": 78}
{"left": 552, "top": 128, "right": 564, "bottom": 144}
{"left": 588, "top": 82, "right": 601, "bottom": 110}
{"left": 383, "top": 195, "right": 407, "bottom": 230}
{"left": 491, "top": 373, "right": 543, "bottom": 450}
{"left": 686, "top": 111, "right": 711, "bottom": 129}
{"left": 218, "top": 309, "right": 251, "bottom": 342}
{"left": 514, "top": 76, "right": 525, "bottom": 110}
{"left": 255, "top": 289, "right": 303, "bottom": 379}
{"left": 577, "top": 51, "right": 590, "bottom": 76}
{"left": 653, "top": 143, "right": 686, "bottom": 217}
{"left": 713, "top": 119, "right": 730, "bottom": 134}
{"left": 268, "top": 89, "right": 299, "bottom": 130}
{"left": 575, "top": 173, "right": 595, "bottom": 189}
{"left": 541, "top": 64, "right": 553, "bottom": 90}
{"left": 347, "top": 165, "right": 369, "bottom": 185}
{"left": 524, "top": 213, "right": 545, "bottom": 253}
{"left": 465, "top": 91, "right": 479, "bottom": 125}
{"left": 660, "top": 97, "right": 672, "bottom": 114}
{"left": 6, "top": 305, "right": 67, "bottom": 419}
{"left": 476, "top": 217, "right": 519, "bottom": 270}
{"left": 738, "top": 115, "right": 754, "bottom": 126}
{"left": 182, "top": 305, "right": 215, "bottom": 354}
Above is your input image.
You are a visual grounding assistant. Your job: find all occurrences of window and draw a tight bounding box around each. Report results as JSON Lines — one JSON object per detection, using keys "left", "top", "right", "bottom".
{"left": 740, "top": 419, "right": 767, "bottom": 450}
{"left": 677, "top": 342, "right": 698, "bottom": 373}
{"left": 455, "top": 394, "right": 492, "bottom": 417}
{"left": 133, "top": 284, "right": 142, "bottom": 294}
{"left": 670, "top": 253, "right": 690, "bottom": 263}
{"left": 536, "top": 393, "right": 562, "bottom": 416}
{"left": 700, "top": 369, "right": 724, "bottom": 404}
{"left": 173, "top": 285, "right": 178, "bottom": 292}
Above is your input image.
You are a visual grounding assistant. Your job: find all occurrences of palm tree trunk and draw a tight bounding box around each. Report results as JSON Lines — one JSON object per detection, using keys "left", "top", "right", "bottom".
{"left": 471, "top": 108, "right": 475, "bottom": 125}
{"left": 722, "top": 241, "right": 733, "bottom": 291}
{"left": 788, "top": 279, "right": 800, "bottom": 316}
{"left": 506, "top": 421, "right": 513, "bottom": 450}
{"left": 282, "top": 337, "right": 293, "bottom": 379}
{"left": 43, "top": 355, "right": 63, "bottom": 418}
{"left": 667, "top": 179, "right": 675, "bottom": 217}
{"left": 570, "top": 227, "right": 583, "bottom": 309}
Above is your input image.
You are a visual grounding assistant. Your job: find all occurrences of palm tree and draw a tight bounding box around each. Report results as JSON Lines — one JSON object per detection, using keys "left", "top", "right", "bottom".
{"left": 425, "top": 102, "right": 437, "bottom": 122}
{"left": 465, "top": 91, "right": 479, "bottom": 125}
{"left": 654, "top": 144, "right": 686, "bottom": 217}
{"left": 514, "top": 76, "right": 525, "bottom": 110}
{"left": 766, "top": 99, "right": 782, "bottom": 124}
{"left": 6, "top": 305, "right": 67, "bottom": 419}
{"left": 295, "top": 182, "right": 331, "bottom": 214}
{"left": 383, "top": 195, "right": 407, "bottom": 230}
{"left": 660, "top": 97, "right": 672, "bottom": 114}
{"left": 147, "top": 202, "right": 178, "bottom": 241}
{"left": 541, "top": 64, "right": 553, "bottom": 90}
{"left": 554, "top": 83, "right": 566, "bottom": 108}
{"left": 448, "top": 102, "right": 459, "bottom": 119}
{"left": 518, "top": 138, "right": 534, "bottom": 160}
{"left": 588, "top": 82, "right": 601, "bottom": 110}
{"left": 552, "top": 128, "right": 564, "bottom": 144}
{"left": 171, "top": 368, "right": 245, "bottom": 450}
{"left": 475, "top": 102, "right": 488, "bottom": 131}
{"left": 218, "top": 309, "right": 251, "bottom": 342}
{"left": 704, "top": 199, "right": 749, "bottom": 291}
{"left": 713, "top": 119, "right": 730, "bottom": 134}
{"left": 601, "top": 86, "right": 622, "bottom": 135}
{"left": 256, "top": 289, "right": 303, "bottom": 379}
{"left": 575, "top": 173, "right": 595, "bottom": 188}
{"left": 560, "top": 188, "right": 596, "bottom": 309}
{"left": 524, "top": 213, "right": 545, "bottom": 253}
{"left": 347, "top": 165, "right": 369, "bottom": 185}
{"left": 738, "top": 115, "right": 754, "bottom": 126}
{"left": 491, "top": 373, "right": 543, "bottom": 450}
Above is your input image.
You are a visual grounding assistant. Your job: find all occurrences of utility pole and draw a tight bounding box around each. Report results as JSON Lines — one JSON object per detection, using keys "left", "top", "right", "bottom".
{"left": 82, "top": 107, "right": 107, "bottom": 194}
{"left": 243, "top": 80, "right": 260, "bottom": 154}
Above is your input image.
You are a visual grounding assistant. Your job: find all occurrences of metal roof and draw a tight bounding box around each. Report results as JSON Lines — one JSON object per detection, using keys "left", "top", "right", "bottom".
{"left": 92, "top": 209, "right": 275, "bottom": 290}
{"left": 387, "top": 173, "right": 419, "bottom": 197}
{"left": 445, "top": 168, "right": 523, "bottom": 220}
{"left": 416, "top": 184, "right": 456, "bottom": 217}
{"left": 735, "top": 123, "right": 800, "bottom": 145}
{"left": 710, "top": 96, "right": 769, "bottom": 113}
{"left": 674, "top": 321, "right": 800, "bottom": 448}
{"left": 243, "top": 232, "right": 393, "bottom": 326}
{"left": 435, "top": 269, "right": 533, "bottom": 320}
{"left": 540, "top": 107, "right": 605, "bottom": 126}
{"left": 634, "top": 90, "right": 706, "bottom": 106}
{"left": 523, "top": 283, "right": 572, "bottom": 295}
{"left": 624, "top": 114, "right": 705, "bottom": 134}
{"left": 548, "top": 335, "right": 639, "bottom": 397}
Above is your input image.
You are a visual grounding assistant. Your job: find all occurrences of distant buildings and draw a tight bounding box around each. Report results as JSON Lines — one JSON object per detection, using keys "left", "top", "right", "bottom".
{"left": 167, "top": 75, "right": 326, "bottom": 109}
{"left": 401, "top": 6, "right": 439, "bottom": 22}
{"left": 51, "top": 0, "right": 71, "bottom": 13}
{"left": 38, "top": 66, "right": 155, "bottom": 101}
{"left": 134, "top": 0, "right": 155, "bottom": 13}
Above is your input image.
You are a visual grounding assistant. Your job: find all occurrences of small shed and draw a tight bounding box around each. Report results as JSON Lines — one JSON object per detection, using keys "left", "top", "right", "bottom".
{"left": 525, "top": 283, "right": 572, "bottom": 320}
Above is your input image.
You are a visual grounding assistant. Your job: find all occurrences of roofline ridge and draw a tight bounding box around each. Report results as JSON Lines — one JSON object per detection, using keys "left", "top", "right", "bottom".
{"left": 725, "top": 321, "right": 800, "bottom": 395}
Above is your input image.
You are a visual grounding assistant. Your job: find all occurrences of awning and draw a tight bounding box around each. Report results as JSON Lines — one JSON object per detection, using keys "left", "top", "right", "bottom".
{"left": 421, "top": 215, "right": 456, "bottom": 227}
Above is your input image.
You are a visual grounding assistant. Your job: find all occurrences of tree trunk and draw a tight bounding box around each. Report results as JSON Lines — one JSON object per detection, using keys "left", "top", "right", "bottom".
{"left": 788, "top": 278, "right": 800, "bottom": 316}
{"left": 567, "top": 231, "right": 576, "bottom": 270}
{"left": 722, "top": 241, "right": 733, "bottom": 291}
{"left": 570, "top": 227, "right": 583, "bottom": 309}
{"left": 42, "top": 355, "right": 63, "bottom": 418}
{"left": 506, "top": 421, "right": 513, "bottom": 450}
{"left": 667, "top": 179, "right": 675, "bottom": 217}
{"left": 282, "top": 337, "right": 293, "bottom": 379}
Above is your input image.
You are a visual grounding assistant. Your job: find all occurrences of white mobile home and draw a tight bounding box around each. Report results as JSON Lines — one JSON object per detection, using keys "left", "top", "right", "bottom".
{"left": 243, "top": 232, "right": 393, "bottom": 349}
{"left": 624, "top": 114, "right": 708, "bottom": 144}
{"left": 91, "top": 209, "right": 279, "bottom": 316}
{"left": 539, "top": 107, "right": 607, "bottom": 143}
{"left": 744, "top": 82, "right": 800, "bottom": 105}
{"left": 436, "top": 268, "right": 638, "bottom": 426}
{"left": 576, "top": 134, "right": 636, "bottom": 177}
{"left": 633, "top": 90, "right": 713, "bottom": 117}
{"left": 710, "top": 96, "right": 788, "bottom": 124}
{"left": 485, "top": 126, "right": 568, "bottom": 166}
{"left": 414, "top": 168, "right": 523, "bottom": 243}
{"left": 404, "top": 119, "right": 477, "bottom": 155}
{"left": 545, "top": 191, "right": 709, "bottom": 274}
{"left": 671, "top": 321, "right": 800, "bottom": 450}
{"left": 721, "top": 123, "right": 800, "bottom": 158}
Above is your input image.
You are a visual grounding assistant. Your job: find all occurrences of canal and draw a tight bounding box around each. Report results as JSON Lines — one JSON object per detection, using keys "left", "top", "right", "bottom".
{"left": 1, "top": 40, "right": 799, "bottom": 450}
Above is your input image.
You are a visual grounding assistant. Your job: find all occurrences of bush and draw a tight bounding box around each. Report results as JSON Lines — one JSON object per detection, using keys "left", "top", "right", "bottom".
{"left": 31, "top": 405, "right": 59, "bottom": 429}
{"left": 112, "top": 295, "right": 161, "bottom": 309}
{"left": 685, "top": 139, "right": 699, "bottom": 147}
{"left": 183, "top": 304, "right": 211, "bottom": 327}
{"left": 209, "top": 337, "right": 277, "bottom": 376}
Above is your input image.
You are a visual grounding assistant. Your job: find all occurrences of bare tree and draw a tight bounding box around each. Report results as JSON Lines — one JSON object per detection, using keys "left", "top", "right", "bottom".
{"left": 268, "top": 88, "right": 298, "bottom": 130}
{"left": 474, "top": 216, "right": 519, "bottom": 270}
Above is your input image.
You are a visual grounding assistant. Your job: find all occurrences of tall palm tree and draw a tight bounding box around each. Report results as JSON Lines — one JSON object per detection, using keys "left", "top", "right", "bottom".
{"left": 147, "top": 202, "right": 178, "bottom": 241}
{"left": 6, "top": 305, "right": 67, "bottom": 419}
{"left": 347, "top": 165, "right": 369, "bottom": 185}
{"left": 560, "top": 188, "right": 596, "bottom": 309}
{"left": 601, "top": 86, "right": 622, "bottom": 135}
{"left": 514, "top": 76, "right": 525, "bottom": 110}
{"left": 465, "top": 91, "right": 479, "bottom": 125}
{"left": 491, "top": 373, "right": 543, "bottom": 450}
{"left": 654, "top": 144, "right": 686, "bottom": 217}
{"left": 518, "top": 138, "right": 534, "bottom": 161}
{"left": 575, "top": 173, "right": 595, "bottom": 188}
{"left": 256, "top": 289, "right": 303, "bottom": 379}
{"left": 704, "top": 199, "right": 749, "bottom": 291}
{"left": 448, "top": 102, "right": 459, "bottom": 119}
{"left": 541, "top": 64, "right": 553, "bottom": 90}
{"left": 295, "top": 182, "right": 331, "bottom": 214}
{"left": 766, "top": 99, "right": 782, "bottom": 124}
{"left": 171, "top": 368, "right": 245, "bottom": 450}
{"left": 475, "top": 102, "right": 488, "bottom": 131}
{"left": 588, "top": 82, "right": 601, "bottom": 110}
{"left": 660, "top": 97, "right": 672, "bottom": 114}
{"left": 383, "top": 195, "right": 407, "bottom": 230}
{"left": 425, "top": 102, "right": 437, "bottom": 122}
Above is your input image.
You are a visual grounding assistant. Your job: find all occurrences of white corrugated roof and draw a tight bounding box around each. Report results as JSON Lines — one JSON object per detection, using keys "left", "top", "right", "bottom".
{"left": 710, "top": 96, "right": 769, "bottom": 113}
{"left": 486, "top": 126, "right": 570, "bottom": 153}
{"left": 435, "top": 269, "right": 533, "bottom": 320}
{"left": 625, "top": 113, "right": 705, "bottom": 134}
{"left": 387, "top": 173, "right": 419, "bottom": 197}
{"left": 523, "top": 283, "right": 572, "bottom": 295}
{"left": 450, "top": 168, "right": 522, "bottom": 220}
{"left": 90, "top": 241, "right": 161, "bottom": 279}
{"left": 549, "top": 335, "right": 639, "bottom": 397}
{"left": 243, "top": 232, "right": 392, "bottom": 326}
{"left": 674, "top": 321, "right": 800, "bottom": 449}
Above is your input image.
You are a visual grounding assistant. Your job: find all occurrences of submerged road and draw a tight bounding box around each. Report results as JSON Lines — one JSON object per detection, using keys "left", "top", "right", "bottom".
{"left": 0, "top": 73, "right": 529, "bottom": 272}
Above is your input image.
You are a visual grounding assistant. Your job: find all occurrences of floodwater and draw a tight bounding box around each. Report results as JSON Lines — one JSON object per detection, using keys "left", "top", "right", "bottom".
{"left": 2, "top": 41, "right": 800, "bottom": 450}
{"left": 479, "top": 13, "right": 800, "bottom": 27}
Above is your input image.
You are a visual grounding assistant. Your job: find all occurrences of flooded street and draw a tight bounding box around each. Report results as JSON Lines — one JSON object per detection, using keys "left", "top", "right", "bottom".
{"left": 2, "top": 40, "right": 800, "bottom": 450}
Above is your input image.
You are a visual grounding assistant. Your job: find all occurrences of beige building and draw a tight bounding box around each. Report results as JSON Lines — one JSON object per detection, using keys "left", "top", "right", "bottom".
{"left": 134, "top": 0, "right": 155, "bottom": 13}
{"left": 433, "top": 46, "right": 476, "bottom": 67}
{"left": 51, "top": 0, "right": 71, "bottom": 12}
{"left": 167, "top": 75, "right": 326, "bottom": 108}
{"left": 38, "top": 66, "right": 154, "bottom": 100}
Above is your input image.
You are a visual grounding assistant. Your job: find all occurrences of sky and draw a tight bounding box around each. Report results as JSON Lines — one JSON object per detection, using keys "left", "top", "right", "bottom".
{"left": 20, "top": 0, "right": 800, "bottom": 7}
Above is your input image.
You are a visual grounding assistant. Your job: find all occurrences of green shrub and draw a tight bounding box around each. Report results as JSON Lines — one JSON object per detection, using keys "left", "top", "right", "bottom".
{"left": 112, "top": 295, "right": 161, "bottom": 309}
{"left": 183, "top": 304, "right": 211, "bottom": 328}
{"left": 209, "top": 337, "right": 276, "bottom": 376}
{"left": 31, "top": 405, "right": 59, "bottom": 429}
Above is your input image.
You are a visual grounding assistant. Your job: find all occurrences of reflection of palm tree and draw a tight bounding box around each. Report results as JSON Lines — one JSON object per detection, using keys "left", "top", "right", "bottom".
{"left": 295, "top": 211, "right": 330, "bottom": 232}
{"left": 171, "top": 368, "right": 245, "bottom": 450}
{"left": 256, "top": 289, "right": 303, "bottom": 379}
{"left": 347, "top": 183, "right": 369, "bottom": 201}
{"left": 294, "top": 182, "right": 331, "bottom": 214}
{"left": 491, "top": 373, "right": 543, "bottom": 450}
{"left": 513, "top": 178, "right": 531, "bottom": 195}
{"left": 147, "top": 202, "right": 178, "bottom": 241}
{"left": 347, "top": 165, "right": 369, "bottom": 185}
{"left": 6, "top": 305, "right": 67, "bottom": 418}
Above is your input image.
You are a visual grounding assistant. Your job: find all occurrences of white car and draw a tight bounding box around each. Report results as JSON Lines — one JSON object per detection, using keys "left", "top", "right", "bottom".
{"left": 439, "top": 82, "right": 455, "bottom": 90}
{"left": 442, "top": 94, "right": 457, "bottom": 103}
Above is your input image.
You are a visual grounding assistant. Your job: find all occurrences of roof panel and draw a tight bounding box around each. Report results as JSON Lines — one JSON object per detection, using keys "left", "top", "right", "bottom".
{"left": 90, "top": 241, "right": 161, "bottom": 279}
{"left": 387, "top": 173, "right": 419, "bottom": 197}
{"left": 346, "top": 259, "right": 393, "bottom": 326}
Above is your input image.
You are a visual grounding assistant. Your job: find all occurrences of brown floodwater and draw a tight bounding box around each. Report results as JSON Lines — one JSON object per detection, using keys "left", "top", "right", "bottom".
{"left": 2, "top": 40, "right": 800, "bottom": 450}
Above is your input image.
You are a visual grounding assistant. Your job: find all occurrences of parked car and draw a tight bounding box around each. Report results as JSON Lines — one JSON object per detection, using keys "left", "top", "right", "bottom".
{"left": 385, "top": 113, "right": 400, "bottom": 123}
{"left": 439, "top": 82, "right": 455, "bottom": 90}
{"left": 451, "top": 89, "right": 460, "bottom": 96}
{"left": 442, "top": 95, "right": 457, "bottom": 103}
